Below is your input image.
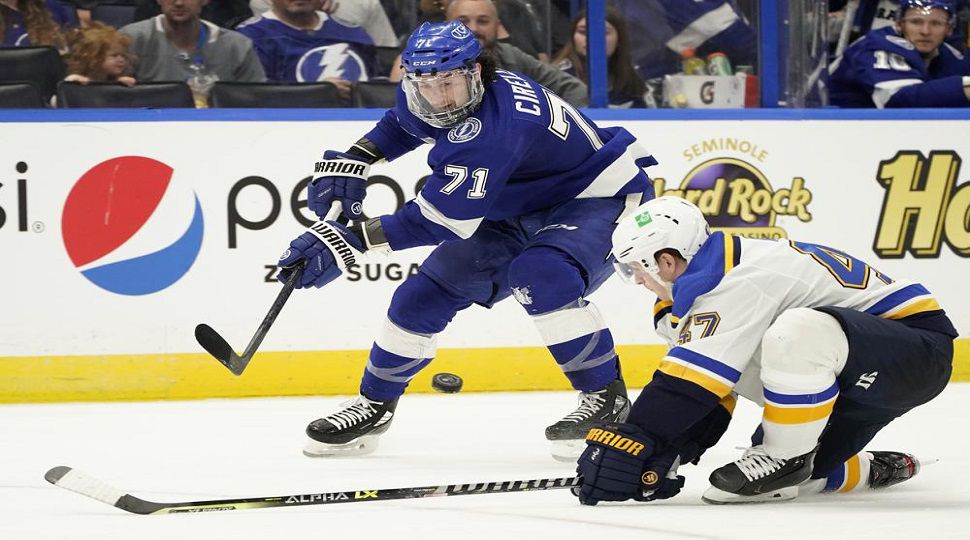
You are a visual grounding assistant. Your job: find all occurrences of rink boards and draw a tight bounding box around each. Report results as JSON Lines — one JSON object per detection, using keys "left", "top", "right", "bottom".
{"left": 1, "top": 109, "right": 968, "bottom": 402}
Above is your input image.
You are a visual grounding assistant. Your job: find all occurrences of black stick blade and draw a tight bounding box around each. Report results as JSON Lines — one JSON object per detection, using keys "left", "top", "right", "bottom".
{"left": 195, "top": 324, "right": 244, "bottom": 375}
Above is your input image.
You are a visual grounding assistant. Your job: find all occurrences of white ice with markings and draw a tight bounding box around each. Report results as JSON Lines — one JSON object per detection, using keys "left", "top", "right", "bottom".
{"left": 2, "top": 385, "right": 968, "bottom": 539}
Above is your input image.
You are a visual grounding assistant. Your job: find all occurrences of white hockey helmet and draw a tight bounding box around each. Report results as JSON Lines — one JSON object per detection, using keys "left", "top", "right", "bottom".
{"left": 611, "top": 196, "right": 711, "bottom": 282}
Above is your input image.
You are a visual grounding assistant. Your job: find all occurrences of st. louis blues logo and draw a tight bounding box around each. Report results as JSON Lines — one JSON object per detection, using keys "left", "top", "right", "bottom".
{"left": 447, "top": 117, "right": 482, "bottom": 143}
{"left": 296, "top": 43, "right": 370, "bottom": 82}
{"left": 451, "top": 24, "right": 471, "bottom": 39}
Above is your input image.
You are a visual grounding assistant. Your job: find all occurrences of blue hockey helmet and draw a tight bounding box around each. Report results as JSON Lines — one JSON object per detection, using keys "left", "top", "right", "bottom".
{"left": 897, "top": 0, "right": 955, "bottom": 20}
{"left": 402, "top": 20, "right": 482, "bottom": 75}
{"left": 400, "top": 21, "right": 485, "bottom": 128}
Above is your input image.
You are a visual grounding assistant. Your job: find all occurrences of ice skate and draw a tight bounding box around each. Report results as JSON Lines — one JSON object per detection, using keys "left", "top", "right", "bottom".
{"left": 545, "top": 378, "right": 630, "bottom": 462}
{"left": 868, "top": 451, "right": 921, "bottom": 489}
{"left": 303, "top": 395, "right": 398, "bottom": 457}
{"left": 702, "top": 445, "right": 815, "bottom": 504}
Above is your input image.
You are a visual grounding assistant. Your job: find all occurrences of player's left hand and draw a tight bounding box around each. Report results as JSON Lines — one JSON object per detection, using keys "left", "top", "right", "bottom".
{"left": 277, "top": 220, "right": 365, "bottom": 289}
{"left": 573, "top": 422, "right": 684, "bottom": 505}
{"left": 308, "top": 150, "right": 369, "bottom": 221}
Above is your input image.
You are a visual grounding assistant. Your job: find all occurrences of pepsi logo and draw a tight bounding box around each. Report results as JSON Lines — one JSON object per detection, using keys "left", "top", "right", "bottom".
{"left": 61, "top": 156, "right": 204, "bottom": 295}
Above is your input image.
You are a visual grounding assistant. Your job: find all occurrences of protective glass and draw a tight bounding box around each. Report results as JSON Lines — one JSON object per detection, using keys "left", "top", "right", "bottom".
{"left": 403, "top": 67, "right": 483, "bottom": 128}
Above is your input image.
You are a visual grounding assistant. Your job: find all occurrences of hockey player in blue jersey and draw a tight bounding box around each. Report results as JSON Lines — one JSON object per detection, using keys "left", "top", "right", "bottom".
{"left": 828, "top": 0, "right": 970, "bottom": 107}
{"left": 276, "top": 20, "right": 657, "bottom": 459}
{"left": 573, "top": 197, "right": 956, "bottom": 505}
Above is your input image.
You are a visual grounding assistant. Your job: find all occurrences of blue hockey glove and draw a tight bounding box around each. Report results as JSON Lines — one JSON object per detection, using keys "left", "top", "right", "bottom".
{"left": 278, "top": 220, "right": 366, "bottom": 289}
{"left": 308, "top": 150, "right": 370, "bottom": 220}
{"left": 573, "top": 422, "right": 684, "bottom": 505}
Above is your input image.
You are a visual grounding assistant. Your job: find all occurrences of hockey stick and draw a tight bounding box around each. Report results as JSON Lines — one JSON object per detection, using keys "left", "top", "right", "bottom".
{"left": 195, "top": 202, "right": 341, "bottom": 376}
{"left": 195, "top": 263, "right": 303, "bottom": 376}
{"left": 45, "top": 466, "right": 580, "bottom": 515}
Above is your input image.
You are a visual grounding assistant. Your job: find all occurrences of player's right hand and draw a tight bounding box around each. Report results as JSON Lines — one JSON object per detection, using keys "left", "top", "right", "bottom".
{"left": 277, "top": 220, "right": 365, "bottom": 289}
{"left": 573, "top": 422, "right": 683, "bottom": 505}
{"left": 308, "top": 150, "right": 370, "bottom": 221}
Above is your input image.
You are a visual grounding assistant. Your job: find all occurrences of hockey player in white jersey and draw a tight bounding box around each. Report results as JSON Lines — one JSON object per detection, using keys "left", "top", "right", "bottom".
{"left": 572, "top": 197, "right": 956, "bottom": 505}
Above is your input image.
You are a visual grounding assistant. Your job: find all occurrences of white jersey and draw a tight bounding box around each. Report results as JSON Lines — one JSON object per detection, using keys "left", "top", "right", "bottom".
{"left": 652, "top": 232, "right": 948, "bottom": 404}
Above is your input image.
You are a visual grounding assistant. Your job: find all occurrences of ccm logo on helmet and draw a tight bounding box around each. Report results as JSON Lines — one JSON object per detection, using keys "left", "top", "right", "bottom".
{"left": 586, "top": 428, "right": 646, "bottom": 456}
{"left": 412, "top": 60, "right": 437, "bottom": 66}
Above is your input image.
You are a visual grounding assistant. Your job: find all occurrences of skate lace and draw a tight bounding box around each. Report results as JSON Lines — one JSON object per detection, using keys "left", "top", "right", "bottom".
{"left": 562, "top": 391, "right": 607, "bottom": 422}
{"left": 325, "top": 397, "right": 378, "bottom": 430}
{"left": 735, "top": 446, "right": 787, "bottom": 481}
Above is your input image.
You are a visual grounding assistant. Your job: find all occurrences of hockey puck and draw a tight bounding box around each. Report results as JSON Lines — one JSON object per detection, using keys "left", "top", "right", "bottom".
{"left": 431, "top": 372, "right": 463, "bottom": 393}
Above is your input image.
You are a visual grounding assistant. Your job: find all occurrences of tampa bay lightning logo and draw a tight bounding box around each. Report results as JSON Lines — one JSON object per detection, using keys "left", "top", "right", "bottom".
{"left": 447, "top": 117, "right": 482, "bottom": 143}
{"left": 296, "top": 43, "right": 370, "bottom": 82}
{"left": 451, "top": 24, "right": 471, "bottom": 39}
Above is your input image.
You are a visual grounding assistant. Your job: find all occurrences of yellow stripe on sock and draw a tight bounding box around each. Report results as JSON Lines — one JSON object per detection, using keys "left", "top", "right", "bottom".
{"left": 763, "top": 400, "right": 835, "bottom": 424}
{"left": 840, "top": 454, "right": 861, "bottom": 492}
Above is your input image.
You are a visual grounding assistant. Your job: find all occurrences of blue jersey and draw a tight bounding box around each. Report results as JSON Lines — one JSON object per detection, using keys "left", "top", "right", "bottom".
{"left": 828, "top": 26, "right": 970, "bottom": 108}
{"left": 844, "top": 0, "right": 968, "bottom": 51}
{"left": 366, "top": 70, "right": 656, "bottom": 250}
{"left": 1, "top": 0, "right": 72, "bottom": 47}
{"left": 235, "top": 11, "right": 376, "bottom": 82}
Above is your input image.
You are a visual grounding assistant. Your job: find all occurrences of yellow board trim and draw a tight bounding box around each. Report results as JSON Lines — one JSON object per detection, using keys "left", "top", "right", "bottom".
{"left": 764, "top": 400, "right": 836, "bottom": 424}
{"left": 840, "top": 454, "right": 862, "bottom": 492}
{"left": 1, "top": 339, "right": 968, "bottom": 403}
{"left": 657, "top": 359, "right": 732, "bottom": 397}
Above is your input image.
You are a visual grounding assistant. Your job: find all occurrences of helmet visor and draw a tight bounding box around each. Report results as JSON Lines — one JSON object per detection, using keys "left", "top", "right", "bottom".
{"left": 403, "top": 67, "right": 483, "bottom": 128}
{"left": 612, "top": 259, "right": 658, "bottom": 285}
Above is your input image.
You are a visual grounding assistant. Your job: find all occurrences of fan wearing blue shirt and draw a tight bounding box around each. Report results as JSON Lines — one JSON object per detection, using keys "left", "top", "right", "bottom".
{"left": 235, "top": 0, "right": 376, "bottom": 96}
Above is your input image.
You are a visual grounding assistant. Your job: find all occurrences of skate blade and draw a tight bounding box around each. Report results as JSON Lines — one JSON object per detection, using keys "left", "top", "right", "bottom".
{"left": 701, "top": 485, "right": 798, "bottom": 505}
{"left": 303, "top": 435, "right": 380, "bottom": 457}
{"left": 549, "top": 439, "right": 584, "bottom": 463}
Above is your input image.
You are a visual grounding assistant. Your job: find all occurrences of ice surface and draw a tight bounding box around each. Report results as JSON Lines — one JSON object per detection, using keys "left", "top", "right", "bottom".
{"left": 2, "top": 385, "right": 968, "bottom": 539}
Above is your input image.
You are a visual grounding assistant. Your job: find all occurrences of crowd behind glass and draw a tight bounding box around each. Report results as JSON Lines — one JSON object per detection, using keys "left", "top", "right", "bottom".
{"left": 1, "top": 0, "right": 968, "bottom": 108}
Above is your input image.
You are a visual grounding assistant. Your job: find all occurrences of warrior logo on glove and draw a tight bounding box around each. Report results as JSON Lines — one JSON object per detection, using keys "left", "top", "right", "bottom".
{"left": 309, "top": 222, "right": 358, "bottom": 267}
{"left": 585, "top": 427, "right": 647, "bottom": 457}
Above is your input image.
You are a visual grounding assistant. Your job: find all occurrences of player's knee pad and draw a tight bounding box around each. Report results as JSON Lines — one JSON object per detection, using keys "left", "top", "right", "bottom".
{"left": 387, "top": 271, "right": 471, "bottom": 335}
{"left": 507, "top": 246, "right": 586, "bottom": 315}
{"left": 761, "top": 308, "right": 849, "bottom": 383}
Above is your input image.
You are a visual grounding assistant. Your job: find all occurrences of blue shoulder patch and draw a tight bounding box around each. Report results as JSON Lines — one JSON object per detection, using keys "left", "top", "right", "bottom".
{"left": 671, "top": 232, "right": 742, "bottom": 320}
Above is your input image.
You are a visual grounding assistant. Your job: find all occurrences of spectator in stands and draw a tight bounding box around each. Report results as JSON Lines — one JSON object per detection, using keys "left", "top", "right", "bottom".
{"left": 64, "top": 21, "right": 136, "bottom": 86}
{"left": 611, "top": 0, "right": 757, "bottom": 80}
{"left": 1, "top": 0, "right": 70, "bottom": 49}
{"left": 236, "top": 0, "right": 377, "bottom": 97}
{"left": 828, "top": 0, "right": 970, "bottom": 107}
{"left": 392, "top": 0, "right": 588, "bottom": 106}
{"left": 419, "top": 0, "right": 547, "bottom": 60}
{"left": 553, "top": 7, "right": 646, "bottom": 108}
{"left": 120, "top": 0, "right": 265, "bottom": 83}
{"left": 133, "top": 0, "right": 253, "bottom": 30}
{"left": 249, "top": 0, "right": 397, "bottom": 47}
